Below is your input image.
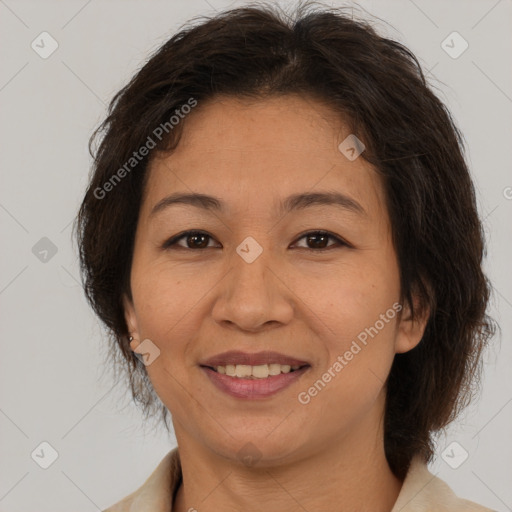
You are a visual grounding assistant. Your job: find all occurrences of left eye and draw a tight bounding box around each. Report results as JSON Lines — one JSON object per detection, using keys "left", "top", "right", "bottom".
{"left": 292, "top": 231, "right": 347, "bottom": 250}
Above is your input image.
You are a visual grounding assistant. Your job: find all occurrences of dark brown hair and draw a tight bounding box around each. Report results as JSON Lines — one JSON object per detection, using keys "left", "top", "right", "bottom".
{"left": 74, "top": 1, "right": 496, "bottom": 479}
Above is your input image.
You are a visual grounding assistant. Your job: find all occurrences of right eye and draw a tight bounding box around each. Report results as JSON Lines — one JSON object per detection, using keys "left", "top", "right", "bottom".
{"left": 162, "top": 230, "right": 221, "bottom": 250}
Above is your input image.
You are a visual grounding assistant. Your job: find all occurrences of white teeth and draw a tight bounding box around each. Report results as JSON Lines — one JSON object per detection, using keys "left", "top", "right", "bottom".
{"left": 252, "top": 364, "right": 269, "bottom": 378}
{"left": 214, "top": 363, "right": 302, "bottom": 378}
{"left": 269, "top": 363, "right": 282, "bottom": 376}
{"left": 235, "top": 365, "right": 252, "bottom": 378}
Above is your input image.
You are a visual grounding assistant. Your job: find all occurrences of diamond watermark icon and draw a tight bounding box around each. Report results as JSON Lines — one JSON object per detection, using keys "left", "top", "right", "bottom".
{"left": 236, "top": 236, "right": 263, "bottom": 263}
{"left": 338, "top": 134, "right": 365, "bottom": 161}
{"left": 441, "top": 31, "right": 468, "bottom": 59}
{"left": 441, "top": 441, "right": 469, "bottom": 469}
{"left": 237, "top": 442, "right": 263, "bottom": 467}
{"left": 31, "top": 32, "right": 59, "bottom": 59}
{"left": 32, "top": 237, "right": 58, "bottom": 263}
{"left": 31, "top": 441, "right": 59, "bottom": 469}
{"left": 133, "top": 338, "right": 161, "bottom": 366}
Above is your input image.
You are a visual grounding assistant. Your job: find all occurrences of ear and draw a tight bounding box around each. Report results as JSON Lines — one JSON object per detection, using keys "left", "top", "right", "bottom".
{"left": 123, "top": 294, "right": 141, "bottom": 352}
{"left": 394, "top": 293, "right": 430, "bottom": 354}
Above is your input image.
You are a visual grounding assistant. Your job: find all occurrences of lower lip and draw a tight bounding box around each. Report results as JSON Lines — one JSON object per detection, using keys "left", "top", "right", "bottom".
{"left": 200, "top": 366, "right": 310, "bottom": 399}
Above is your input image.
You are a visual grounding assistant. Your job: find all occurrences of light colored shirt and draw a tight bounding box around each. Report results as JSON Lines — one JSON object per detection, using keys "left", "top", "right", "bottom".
{"left": 102, "top": 447, "right": 496, "bottom": 511}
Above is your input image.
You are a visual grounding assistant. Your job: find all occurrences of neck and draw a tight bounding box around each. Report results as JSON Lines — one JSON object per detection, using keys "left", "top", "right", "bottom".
{"left": 172, "top": 393, "right": 403, "bottom": 512}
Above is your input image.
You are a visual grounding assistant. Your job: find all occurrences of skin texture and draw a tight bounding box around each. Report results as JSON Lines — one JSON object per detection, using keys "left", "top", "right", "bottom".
{"left": 123, "top": 95, "right": 428, "bottom": 512}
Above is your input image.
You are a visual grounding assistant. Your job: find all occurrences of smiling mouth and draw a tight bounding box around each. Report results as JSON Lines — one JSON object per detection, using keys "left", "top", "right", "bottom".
{"left": 201, "top": 363, "right": 310, "bottom": 379}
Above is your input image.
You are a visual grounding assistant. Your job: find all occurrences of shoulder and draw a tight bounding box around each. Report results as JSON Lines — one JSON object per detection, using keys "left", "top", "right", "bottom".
{"left": 391, "top": 455, "right": 496, "bottom": 512}
{"left": 101, "top": 447, "right": 181, "bottom": 512}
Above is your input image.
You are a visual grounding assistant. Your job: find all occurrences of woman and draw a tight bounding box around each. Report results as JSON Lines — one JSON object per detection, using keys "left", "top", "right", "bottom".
{"left": 75, "top": 2, "right": 497, "bottom": 510}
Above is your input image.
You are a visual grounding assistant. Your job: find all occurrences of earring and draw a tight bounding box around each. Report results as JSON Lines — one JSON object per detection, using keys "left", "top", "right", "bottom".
{"left": 129, "top": 336, "right": 134, "bottom": 342}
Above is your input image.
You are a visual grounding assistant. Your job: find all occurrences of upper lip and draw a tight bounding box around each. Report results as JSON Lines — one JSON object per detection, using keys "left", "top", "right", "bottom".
{"left": 200, "top": 350, "right": 311, "bottom": 368}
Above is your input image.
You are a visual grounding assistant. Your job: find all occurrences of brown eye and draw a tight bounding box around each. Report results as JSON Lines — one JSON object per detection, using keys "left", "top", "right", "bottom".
{"left": 184, "top": 232, "right": 210, "bottom": 249}
{"left": 163, "top": 231, "right": 218, "bottom": 250}
{"left": 293, "top": 231, "right": 348, "bottom": 250}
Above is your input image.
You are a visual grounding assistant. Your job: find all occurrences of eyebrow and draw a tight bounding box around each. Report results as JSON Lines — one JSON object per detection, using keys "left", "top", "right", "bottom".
{"left": 149, "top": 191, "right": 366, "bottom": 218}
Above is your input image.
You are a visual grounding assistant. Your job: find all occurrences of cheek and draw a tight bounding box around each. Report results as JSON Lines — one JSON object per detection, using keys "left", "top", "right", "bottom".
{"left": 129, "top": 268, "right": 197, "bottom": 410}
{"left": 294, "top": 255, "right": 400, "bottom": 334}
{"left": 131, "top": 256, "right": 198, "bottom": 328}
{"left": 292, "top": 255, "right": 400, "bottom": 391}
{"left": 129, "top": 263, "right": 195, "bottom": 376}
{"left": 296, "top": 267, "right": 400, "bottom": 425}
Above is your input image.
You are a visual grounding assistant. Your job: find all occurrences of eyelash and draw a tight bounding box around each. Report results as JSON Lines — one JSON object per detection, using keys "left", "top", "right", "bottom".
{"left": 161, "top": 230, "right": 350, "bottom": 251}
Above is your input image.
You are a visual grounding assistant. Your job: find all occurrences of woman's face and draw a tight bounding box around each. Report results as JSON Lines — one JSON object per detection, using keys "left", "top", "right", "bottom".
{"left": 123, "top": 95, "right": 425, "bottom": 464}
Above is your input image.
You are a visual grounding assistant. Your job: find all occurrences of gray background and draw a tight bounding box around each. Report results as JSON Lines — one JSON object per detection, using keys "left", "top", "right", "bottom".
{"left": 0, "top": 0, "right": 511, "bottom": 510}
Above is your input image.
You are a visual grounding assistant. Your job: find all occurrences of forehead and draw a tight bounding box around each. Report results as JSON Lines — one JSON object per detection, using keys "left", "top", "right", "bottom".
{"left": 142, "top": 95, "right": 386, "bottom": 221}
{"left": 178, "top": 94, "right": 343, "bottom": 151}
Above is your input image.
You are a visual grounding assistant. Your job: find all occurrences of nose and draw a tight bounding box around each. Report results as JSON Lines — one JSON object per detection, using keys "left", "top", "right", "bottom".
{"left": 211, "top": 243, "right": 294, "bottom": 332}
